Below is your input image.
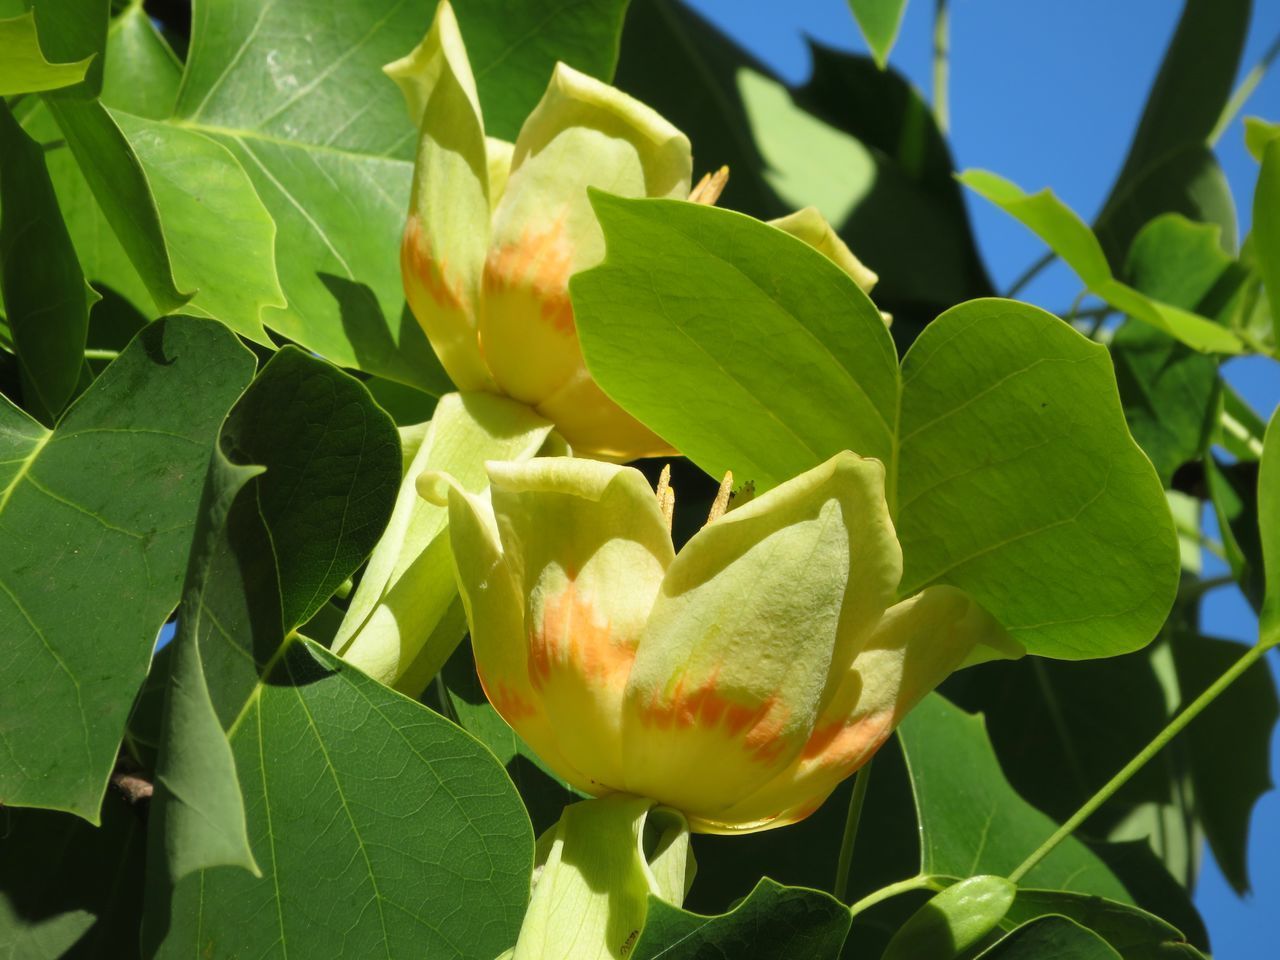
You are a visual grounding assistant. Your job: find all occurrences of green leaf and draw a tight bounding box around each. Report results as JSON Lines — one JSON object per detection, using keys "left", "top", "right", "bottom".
{"left": 0, "top": 10, "right": 91, "bottom": 95}
{"left": 1003, "top": 890, "right": 1204, "bottom": 960}
{"left": 459, "top": 0, "right": 633, "bottom": 141}
{"left": 946, "top": 645, "right": 1196, "bottom": 884}
{"left": 106, "top": 0, "right": 629, "bottom": 389}
{"left": 333, "top": 391, "right": 553, "bottom": 695}
{"left": 898, "top": 695, "right": 1129, "bottom": 899}
{"left": 0, "top": 316, "right": 254, "bottom": 822}
{"left": 846, "top": 0, "right": 908, "bottom": 68}
{"left": 1169, "top": 630, "right": 1278, "bottom": 894}
{"left": 0, "top": 795, "right": 146, "bottom": 959}
{"left": 1245, "top": 117, "right": 1280, "bottom": 161}
{"left": 574, "top": 196, "right": 1178, "bottom": 659}
{"left": 42, "top": 97, "right": 189, "bottom": 314}
{"left": 1260, "top": 410, "right": 1280, "bottom": 644}
{"left": 633, "top": 879, "right": 851, "bottom": 960}
{"left": 99, "top": 0, "right": 181, "bottom": 120}
{"left": 150, "top": 347, "right": 401, "bottom": 880}
{"left": 442, "top": 638, "right": 580, "bottom": 835}
{"left": 1111, "top": 215, "right": 1233, "bottom": 485}
{"left": 1095, "top": 0, "right": 1248, "bottom": 266}
{"left": 111, "top": 111, "right": 285, "bottom": 343}
{"left": 1253, "top": 138, "right": 1280, "bottom": 347}
{"left": 616, "top": 2, "right": 990, "bottom": 331}
{"left": 978, "top": 917, "right": 1121, "bottom": 960}
{"left": 959, "top": 170, "right": 1244, "bottom": 354}
{"left": 0, "top": 101, "right": 93, "bottom": 421}
{"left": 25, "top": 0, "right": 109, "bottom": 99}
{"left": 148, "top": 639, "right": 535, "bottom": 960}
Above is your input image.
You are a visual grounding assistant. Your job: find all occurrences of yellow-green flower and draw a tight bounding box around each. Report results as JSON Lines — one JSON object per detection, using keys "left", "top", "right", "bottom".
{"left": 388, "top": 1, "right": 881, "bottom": 462}
{"left": 430, "top": 452, "right": 1019, "bottom": 833}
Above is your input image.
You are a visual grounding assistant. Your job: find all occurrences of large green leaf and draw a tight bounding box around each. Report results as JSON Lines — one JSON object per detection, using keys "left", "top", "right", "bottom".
{"left": 574, "top": 196, "right": 1178, "bottom": 659}
{"left": 0, "top": 9, "right": 91, "bottom": 95}
{"left": 149, "top": 348, "right": 401, "bottom": 880}
{"left": 633, "top": 879, "right": 851, "bottom": 960}
{"left": 1111, "top": 215, "right": 1233, "bottom": 486}
{"left": 846, "top": 0, "right": 907, "bottom": 68}
{"left": 148, "top": 639, "right": 535, "bottom": 960}
{"left": 0, "top": 795, "right": 146, "bottom": 959}
{"left": 979, "top": 917, "right": 1121, "bottom": 960}
{"left": 0, "top": 316, "right": 254, "bottom": 821}
{"left": 959, "top": 170, "right": 1244, "bottom": 354}
{"left": 897, "top": 695, "right": 1130, "bottom": 899}
{"left": 1094, "top": 0, "right": 1248, "bottom": 266}
{"left": 0, "top": 101, "right": 92, "bottom": 421}
{"left": 144, "top": 348, "right": 531, "bottom": 957}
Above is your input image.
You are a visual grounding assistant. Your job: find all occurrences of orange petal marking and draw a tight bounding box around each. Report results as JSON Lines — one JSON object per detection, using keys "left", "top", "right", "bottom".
{"left": 402, "top": 215, "right": 468, "bottom": 313}
{"left": 479, "top": 675, "right": 539, "bottom": 722}
{"left": 800, "top": 710, "right": 895, "bottom": 769}
{"left": 637, "top": 671, "right": 792, "bottom": 765}
{"left": 528, "top": 582, "right": 635, "bottom": 692}
{"left": 483, "top": 219, "right": 576, "bottom": 335}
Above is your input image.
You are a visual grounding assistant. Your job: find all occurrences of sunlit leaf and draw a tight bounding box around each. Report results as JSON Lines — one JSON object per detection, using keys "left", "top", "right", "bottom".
{"left": 846, "top": 0, "right": 908, "bottom": 68}
{"left": 575, "top": 195, "right": 1179, "bottom": 659}
{"left": 959, "top": 170, "right": 1244, "bottom": 354}
{"left": 0, "top": 9, "right": 91, "bottom": 96}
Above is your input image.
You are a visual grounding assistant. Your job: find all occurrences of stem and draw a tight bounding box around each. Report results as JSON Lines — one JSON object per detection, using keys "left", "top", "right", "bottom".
{"left": 847, "top": 874, "right": 939, "bottom": 919}
{"left": 1004, "top": 251, "right": 1055, "bottom": 299}
{"left": 1221, "top": 410, "right": 1268, "bottom": 459}
{"left": 1210, "top": 31, "right": 1280, "bottom": 146}
{"left": 932, "top": 0, "right": 951, "bottom": 135}
{"left": 834, "top": 760, "right": 873, "bottom": 902}
{"left": 1009, "top": 636, "right": 1277, "bottom": 883}
{"left": 84, "top": 348, "right": 120, "bottom": 361}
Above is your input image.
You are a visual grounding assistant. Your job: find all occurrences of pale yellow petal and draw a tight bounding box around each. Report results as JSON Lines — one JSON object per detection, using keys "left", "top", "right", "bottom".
{"left": 488, "top": 457, "right": 675, "bottom": 792}
{"left": 621, "top": 451, "right": 901, "bottom": 824}
{"left": 387, "top": 0, "right": 493, "bottom": 390}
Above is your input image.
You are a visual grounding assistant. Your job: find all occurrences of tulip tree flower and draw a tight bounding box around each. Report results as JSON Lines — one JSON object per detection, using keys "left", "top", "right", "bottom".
{"left": 427, "top": 452, "right": 1021, "bottom": 835}
{"left": 388, "top": 1, "right": 882, "bottom": 462}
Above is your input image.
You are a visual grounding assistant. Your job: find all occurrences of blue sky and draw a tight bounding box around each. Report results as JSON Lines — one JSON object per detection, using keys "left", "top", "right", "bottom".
{"left": 683, "top": 0, "right": 1280, "bottom": 953}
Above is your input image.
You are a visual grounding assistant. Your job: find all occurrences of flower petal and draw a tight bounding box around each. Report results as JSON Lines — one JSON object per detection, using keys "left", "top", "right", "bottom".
{"left": 535, "top": 368, "right": 676, "bottom": 461}
{"left": 770, "top": 207, "right": 879, "bottom": 294}
{"left": 386, "top": 0, "right": 493, "bottom": 390}
{"left": 488, "top": 458, "right": 676, "bottom": 792}
{"left": 621, "top": 451, "right": 901, "bottom": 824}
{"left": 441, "top": 476, "right": 595, "bottom": 793}
{"left": 479, "top": 63, "right": 692, "bottom": 406}
{"left": 714, "top": 586, "right": 1017, "bottom": 832}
